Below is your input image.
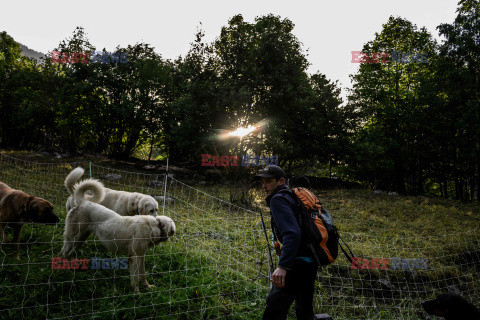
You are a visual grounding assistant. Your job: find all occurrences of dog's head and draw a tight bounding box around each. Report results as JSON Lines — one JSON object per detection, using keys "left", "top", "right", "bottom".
{"left": 138, "top": 196, "right": 159, "bottom": 217}
{"left": 155, "top": 215, "right": 175, "bottom": 243}
{"left": 422, "top": 293, "right": 478, "bottom": 319}
{"left": 24, "top": 197, "right": 60, "bottom": 224}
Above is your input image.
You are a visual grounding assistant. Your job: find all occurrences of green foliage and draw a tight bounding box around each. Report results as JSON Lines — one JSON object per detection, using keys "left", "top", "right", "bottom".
{"left": 348, "top": 16, "right": 438, "bottom": 193}
{"left": 213, "top": 14, "right": 349, "bottom": 170}
{"left": 346, "top": 2, "right": 480, "bottom": 200}
{"left": 2, "top": 2, "right": 480, "bottom": 200}
{"left": 0, "top": 19, "right": 350, "bottom": 174}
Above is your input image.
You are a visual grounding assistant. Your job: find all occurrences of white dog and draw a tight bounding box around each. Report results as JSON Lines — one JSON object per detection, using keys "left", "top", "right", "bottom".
{"left": 60, "top": 178, "right": 175, "bottom": 293}
{"left": 65, "top": 167, "right": 159, "bottom": 216}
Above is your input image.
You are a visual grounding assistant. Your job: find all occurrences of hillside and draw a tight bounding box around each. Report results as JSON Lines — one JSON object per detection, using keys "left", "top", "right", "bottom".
{"left": 18, "top": 41, "right": 45, "bottom": 61}
{"left": 0, "top": 150, "right": 479, "bottom": 319}
{"left": 1, "top": 31, "right": 46, "bottom": 61}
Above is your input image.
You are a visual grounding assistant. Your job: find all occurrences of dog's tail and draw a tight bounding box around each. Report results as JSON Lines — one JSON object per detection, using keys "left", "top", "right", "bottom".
{"left": 65, "top": 167, "right": 85, "bottom": 195}
{"left": 73, "top": 179, "right": 105, "bottom": 205}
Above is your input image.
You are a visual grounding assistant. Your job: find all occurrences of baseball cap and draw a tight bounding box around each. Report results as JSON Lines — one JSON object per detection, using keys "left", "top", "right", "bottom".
{"left": 255, "top": 165, "right": 286, "bottom": 180}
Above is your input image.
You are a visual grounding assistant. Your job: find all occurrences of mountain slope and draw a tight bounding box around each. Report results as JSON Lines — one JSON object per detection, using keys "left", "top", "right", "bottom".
{"left": 18, "top": 42, "right": 45, "bottom": 61}
{"left": 1, "top": 31, "right": 46, "bottom": 61}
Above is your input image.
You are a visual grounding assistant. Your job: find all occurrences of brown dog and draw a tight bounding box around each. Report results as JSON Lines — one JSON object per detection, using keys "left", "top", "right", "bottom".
{"left": 0, "top": 182, "right": 59, "bottom": 258}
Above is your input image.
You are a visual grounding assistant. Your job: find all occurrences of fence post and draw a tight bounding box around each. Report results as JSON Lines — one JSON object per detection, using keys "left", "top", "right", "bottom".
{"left": 260, "top": 210, "right": 274, "bottom": 277}
{"left": 162, "top": 158, "right": 169, "bottom": 216}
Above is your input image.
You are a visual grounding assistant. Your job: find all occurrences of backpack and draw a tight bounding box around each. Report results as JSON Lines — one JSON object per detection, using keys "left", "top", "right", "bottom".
{"left": 275, "top": 187, "right": 340, "bottom": 266}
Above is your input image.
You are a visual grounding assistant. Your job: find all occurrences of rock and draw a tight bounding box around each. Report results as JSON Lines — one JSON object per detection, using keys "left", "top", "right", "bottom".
{"left": 377, "top": 279, "right": 395, "bottom": 290}
{"left": 388, "top": 192, "right": 399, "bottom": 196}
{"left": 204, "top": 232, "right": 229, "bottom": 240}
{"left": 148, "top": 180, "right": 164, "bottom": 188}
{"left": 157, "top": 165, "right": 191, "bottom": 173}
{"left": 314, "top": 315, "right": 333, "bottom": 320}
{"left": 447, "top": 285, "right": 461, "bottom": 295}
{"left": 373, "top": 190, "right": 384, "bottom": 194}
{"left": 153, "top": 195, "right": 174, "bottom": 203}
{"left": 204, "top": 169, "right": 222, "bottom": 175}
{"left": 53, "top": 152, "right": 62, "bottom": 159}
{"left": 101, "top": 173, "right": 122, "bottom": 181}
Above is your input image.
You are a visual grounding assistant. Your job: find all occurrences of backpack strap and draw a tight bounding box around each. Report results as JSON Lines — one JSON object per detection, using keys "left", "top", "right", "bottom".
{"left": 270, "top": 215, "right": 280, "bottom": 242}
{"left": 277, "top": 189, "right": 305, "bottom": 228}
{"left": 338, "top": 232, "right": 355, "bottom": 263}
{"left": 277, "top": 188, "right": 298, "bottom": 202}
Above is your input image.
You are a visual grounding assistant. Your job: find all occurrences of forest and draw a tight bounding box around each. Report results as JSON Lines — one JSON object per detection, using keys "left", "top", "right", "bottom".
{"left": 1, "top": 0, "right": 479, "bottom": 200}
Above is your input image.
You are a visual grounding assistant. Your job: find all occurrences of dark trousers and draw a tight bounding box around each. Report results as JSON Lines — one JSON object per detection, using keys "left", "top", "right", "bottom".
{"left": 262, "top": 260, "right": 318, "bottom": 320}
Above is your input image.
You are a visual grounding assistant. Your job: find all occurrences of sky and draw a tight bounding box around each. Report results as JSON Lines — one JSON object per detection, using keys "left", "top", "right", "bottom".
{"left": 2, "top": 0, "right": 461, "bottom": 101}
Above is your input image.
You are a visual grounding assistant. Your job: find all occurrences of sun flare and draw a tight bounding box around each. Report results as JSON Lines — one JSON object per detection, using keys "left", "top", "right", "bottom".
{"left": 228, "top": 125, "right": 256, "bottom": 137}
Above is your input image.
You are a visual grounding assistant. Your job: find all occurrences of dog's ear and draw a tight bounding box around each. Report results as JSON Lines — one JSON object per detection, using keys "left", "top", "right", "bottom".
{"left": 138, "top": 197, "right": 145, "bottom": 215}
{"left": 24, "top": 198, "right": 58, "bottom": 223}
{"left": 156, "top": 218, "right": 170, "bottom": 242}
{"left": 157, "top": 218, "right": 164, "bottom": 231}
{"left": 21, "top": 196, "right": 37, "bottom": 221}
{"left": 133, "top": 196, "right": 141, "bottom": 214}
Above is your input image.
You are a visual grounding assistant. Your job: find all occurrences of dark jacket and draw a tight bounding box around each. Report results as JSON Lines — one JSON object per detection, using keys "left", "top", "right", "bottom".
{"left": 266, "top": 185, "right": 312, "bottom": 270}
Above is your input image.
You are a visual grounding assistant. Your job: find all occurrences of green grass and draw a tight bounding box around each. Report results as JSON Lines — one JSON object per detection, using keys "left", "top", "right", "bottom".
{"left": 0, "top": 150, "right": 479, "bottom": 320}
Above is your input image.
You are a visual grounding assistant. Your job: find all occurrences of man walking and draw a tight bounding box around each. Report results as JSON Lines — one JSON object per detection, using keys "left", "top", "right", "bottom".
{"left": 256, "top": 165, "right": 318, "bottom": 320}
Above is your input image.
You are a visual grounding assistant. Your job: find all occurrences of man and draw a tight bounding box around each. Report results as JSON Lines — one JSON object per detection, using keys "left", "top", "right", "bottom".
{"left": 256, "top": 165, "right": 318, "bottom": 320}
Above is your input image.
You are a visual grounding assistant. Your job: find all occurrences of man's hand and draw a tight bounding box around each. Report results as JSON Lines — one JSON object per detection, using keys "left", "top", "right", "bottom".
{"left": 271, "top": 267, "right": 287, "bottom": 288}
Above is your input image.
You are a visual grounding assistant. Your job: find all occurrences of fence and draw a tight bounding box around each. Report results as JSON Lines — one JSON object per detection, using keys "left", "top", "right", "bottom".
{"left": 0, "top": 153, "right": 479, "bottom": 319}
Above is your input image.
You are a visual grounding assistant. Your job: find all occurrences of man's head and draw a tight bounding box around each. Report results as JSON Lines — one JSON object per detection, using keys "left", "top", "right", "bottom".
{"left": 255, "top": 165, "right": 286, "bottom": 196}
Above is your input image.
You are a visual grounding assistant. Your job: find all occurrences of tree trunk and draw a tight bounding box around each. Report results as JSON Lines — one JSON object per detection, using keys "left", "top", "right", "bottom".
{"left": 329, "top": 160, "right": 332, "bottom": 179}
{"left": 474, "top": 68, "right": 480, "bottom": 201}
{"left": 443, "top": 177, "right": 448, "bottom": 199}
{"left": 148, "top": 136, "right": 154, "bottom": 163}
{"left": 473, "top": 161, "right": 479, "bottom": 200}
{"left": 394, "top": 150, "right": 406, "bottom": 194}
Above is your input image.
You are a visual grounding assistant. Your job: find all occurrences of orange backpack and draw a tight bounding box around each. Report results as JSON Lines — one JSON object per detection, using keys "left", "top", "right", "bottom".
{"left": 278, "top": 187, "right": 340, "bottom": 265}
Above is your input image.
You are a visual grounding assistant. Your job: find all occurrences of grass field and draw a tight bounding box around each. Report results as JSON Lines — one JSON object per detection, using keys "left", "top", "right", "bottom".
{"left": 0, "top": 150, "right": 479, "bottom": 320}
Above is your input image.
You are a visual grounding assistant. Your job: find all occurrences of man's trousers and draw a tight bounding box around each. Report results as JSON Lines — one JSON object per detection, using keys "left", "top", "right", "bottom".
{"left": 262, "top": 259, "right": 318, "bottom": 320}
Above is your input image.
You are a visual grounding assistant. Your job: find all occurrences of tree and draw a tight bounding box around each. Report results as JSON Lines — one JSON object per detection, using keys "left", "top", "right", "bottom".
{"left": 348, "top": 16, "right": 437, "bottom": 193}
{"left": 163, "top": 29, "right": 221, "bottom": 164}
{"left": 214, "top": 14, "right": 348, "bottom": 171}
{"left": 0, "top": 31, "right": 24, "bottom": 147}
{"left": 437, "top": 0, "right": 480, "bottom": 200}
